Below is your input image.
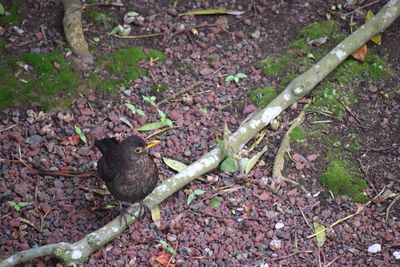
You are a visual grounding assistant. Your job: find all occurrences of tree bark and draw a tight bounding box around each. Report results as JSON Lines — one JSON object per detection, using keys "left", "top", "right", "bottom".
{"left": 61, "top": 0, "right": 94, "bottom": 70}
{"left": 1, "top": 0, "right": 399, "bottom": 266}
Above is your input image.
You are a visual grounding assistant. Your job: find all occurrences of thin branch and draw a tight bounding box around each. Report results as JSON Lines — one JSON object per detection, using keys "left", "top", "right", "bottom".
{"left": 157, "top": 81, "right": 203, "bottom": 105}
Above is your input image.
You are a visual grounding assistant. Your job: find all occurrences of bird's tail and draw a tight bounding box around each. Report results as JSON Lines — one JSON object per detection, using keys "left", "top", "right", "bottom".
{"left": 94, "top": 138, "right": 119, "bottom": 154}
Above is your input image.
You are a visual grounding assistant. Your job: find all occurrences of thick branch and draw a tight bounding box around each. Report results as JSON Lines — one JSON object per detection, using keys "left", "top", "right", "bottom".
{"left": 61, "top": 0, "right": 94, "bottom": 70}
{"left": 1, "top": 0, "right": 399, "bottom": 266}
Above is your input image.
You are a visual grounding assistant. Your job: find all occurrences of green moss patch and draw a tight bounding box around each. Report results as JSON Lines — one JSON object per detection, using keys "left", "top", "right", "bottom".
{"left": 0, "top": 2, "right": 22, "bottom": 26}
{"left": 289, "top": 126, "right": 318, "bottom": 144}
{"left": 256, "top": 20, "right": 391, "bottom": 118}
{"left": 0, "top": 51, "right": 81, "bottom": 110}
{"left": 0, "top": 47, "right": 167, "bottom": 110}
{"left": 248, "top": 86, "right": 277, "bottom": 108}
{"left": 259, "top": 55, "right": 292, "bottom": 76}
{"left": 320, "top": 160, "right": 368, "bottom": 203}
{"left": 92, "top": 47, "right": 166, "bottom": 93}
{"left": 300, "top": 21, "right": 339, "bottom": 40}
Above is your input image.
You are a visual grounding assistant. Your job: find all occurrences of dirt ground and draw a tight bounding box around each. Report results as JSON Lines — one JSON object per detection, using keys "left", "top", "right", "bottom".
{"left": 0, "top": 0, "right": 399, "bottom": 266}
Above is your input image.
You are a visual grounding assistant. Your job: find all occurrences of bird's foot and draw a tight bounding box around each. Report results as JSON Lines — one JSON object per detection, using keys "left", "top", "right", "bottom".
{"left": 117, "top": 201, "right": 145, "bottom": 227}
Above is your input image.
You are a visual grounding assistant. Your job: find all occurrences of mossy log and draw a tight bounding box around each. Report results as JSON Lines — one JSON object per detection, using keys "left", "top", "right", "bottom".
{"left": 61, "top": 0, "right": 94, "bottom": 70}
{"left": 1, "top": 0, "right": 399, "bottom": 266}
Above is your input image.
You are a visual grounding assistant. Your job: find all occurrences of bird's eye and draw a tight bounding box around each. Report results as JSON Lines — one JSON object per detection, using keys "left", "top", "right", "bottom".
{"left": 135, "top": 147, "right": 143, "bottom": 153}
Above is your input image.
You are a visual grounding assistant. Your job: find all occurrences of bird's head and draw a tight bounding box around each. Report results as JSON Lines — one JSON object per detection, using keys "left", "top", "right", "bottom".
{"left": 123, "top": 136, "right": 160, "bottom": 161}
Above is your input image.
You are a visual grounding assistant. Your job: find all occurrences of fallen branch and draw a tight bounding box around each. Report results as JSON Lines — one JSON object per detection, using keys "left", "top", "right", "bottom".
{"left": 1, "top": 0, "right": 399, "bottom": 266}
{"left": 271, "top": 111, "right": 305, "bottom": 191}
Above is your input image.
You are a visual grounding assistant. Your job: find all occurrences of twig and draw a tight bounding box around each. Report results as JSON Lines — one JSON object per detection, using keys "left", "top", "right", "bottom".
{"left": 325, "top": 254, "right": 344, "bottom": 267}
{"left": 342, "top": 0, "right": 383, "bottom": 16}
{"left": 386, "top": 193, "right": 400, "bottom": 222}
{"left": 157, "top": 81, "right": 203, "bottom": 105}
{"left": 19, "top": 218, "right": 40, "bottom": 232}
{"left": 111, "top": 33, "right": 164, "bottom": 39}
{"left": 336, "top": 98, "right": 363, "bottom": 124}
{"left": 66, "top": 1, "right": 124, "bottom": 15}
{"left": 28, "top": 169, "right": 96, "bottom": 178}
{"left": 299, "top": 207, "right": 313, "bottom": 230}
{"left": 0, "top": 124, "right": 18, "bottom": 133}
{"left": 266, "top": 250, "right": 313, "bottom": 262}
{"left": 307, "top": 183, "right": 388, "bottom": 239}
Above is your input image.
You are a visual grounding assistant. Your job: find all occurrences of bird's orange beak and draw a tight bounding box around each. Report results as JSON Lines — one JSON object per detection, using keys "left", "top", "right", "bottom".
{"left": 145, "top": 140, "right": 160, "bottom": 150}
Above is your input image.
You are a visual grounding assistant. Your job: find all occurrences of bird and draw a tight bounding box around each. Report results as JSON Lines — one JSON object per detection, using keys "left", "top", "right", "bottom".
{"left": 94, "top": 135, "right": 160, "bottom": 221}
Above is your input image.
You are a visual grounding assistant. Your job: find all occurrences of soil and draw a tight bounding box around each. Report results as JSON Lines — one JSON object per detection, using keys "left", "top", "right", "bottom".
{"left": 0, "top": 0, "right": 399, "bottom": 266}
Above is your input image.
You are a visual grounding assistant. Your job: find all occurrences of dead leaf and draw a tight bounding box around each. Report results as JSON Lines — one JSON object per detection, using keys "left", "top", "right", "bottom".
{"left": 366, "top": 10, "right": 382, "bottom": 45}
{"left": 151, "top": 205, "right": 161, "bottom": 228}
{"left": 352, "top": 44, "right": 367, "bottom": 63}
{"left": 257, "top": 191, "right": 270, "bottom": 201}
{"left": 154, "top": 252, "right": 174, "bottom": 266}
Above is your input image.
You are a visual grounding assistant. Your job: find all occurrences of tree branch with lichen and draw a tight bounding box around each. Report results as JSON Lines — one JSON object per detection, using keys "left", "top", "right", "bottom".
{"left": 1, "top": 0, "right": 399, "bottom": 266}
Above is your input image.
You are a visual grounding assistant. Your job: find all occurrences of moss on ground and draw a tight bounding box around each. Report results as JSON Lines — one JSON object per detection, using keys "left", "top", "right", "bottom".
{"left": 0, "top": 2, "right": 22, "bottom": 26}
{"left": 248, "top": 86, "right": 277, "bottom": 107}
{"left": 289, "top": 126, "right": 318, "bottom": 144}
{"left": 299, "top": 20, "right": 339, "bottom": 40}
{"left": 0, "top": 51, "right": 81, "bottom": 110}
{"left": 0, "top": 47, "right": 166, "bottom": 110}
{"left": 320, "top": 160, "right": 368, "bottom": 203}
{"left": 254, "top": 20, "right": 391, "bottom": 117}
{"left": 151, "top": 82, "right": 168, "bottom": 94}
{"left": 92, "top": 47, "right": 166, "bottom": 93}
{"left": 259, "top": 55, "right": 292, "bottom": 76}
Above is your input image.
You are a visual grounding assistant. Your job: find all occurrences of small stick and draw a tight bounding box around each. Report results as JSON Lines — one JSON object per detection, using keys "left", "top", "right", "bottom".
{"left": 0, "top": 124, "right": 18, "bottom": 132}
{"left": 386, "top": 193, "right": 400, "bottom": 222}
{"left": 111, "top": 33, "right": 164, "bottom": 39}
{"left": 157, "top": 81, "right": 203, "bottom": 105}
{"left": 266, "top": 250, "right": 313, "bottom": 262}
{"left": 336, "top": 98, "right": 363, "bottom": 124}
{"left": 299, "top": 207, "right": 313, "bottom": 230}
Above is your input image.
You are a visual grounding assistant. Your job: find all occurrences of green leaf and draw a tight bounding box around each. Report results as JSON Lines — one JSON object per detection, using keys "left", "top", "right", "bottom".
{"left": 159, "top": 240, "right": 176, "bottom": 255}
{"left": 187, "top": 193, "right": 195, "bottom": 205}
{"left": 143, "top": 95, "right": 156, "bottom": 106}
{"left": 0, "top": 4, "right": 5, "bottom": 15}
{"left": 18, "top": 202, "right": 29, "bottom": 207}
{"left": 136, "top": 121, "right": 167, "bottom": 131}
{"left": 125, "top": 103, "right": 136, "bottom": 113}
{"left": 210, "top": 196, "right": 220, "bottom": 207}
{"left": 15, "top": 205, "right": 21, "bottom": 212}
{"left": 74, "top": 125, "right": 82, "bottom": 135}
{"left": 220, "top": 157, "right": 239, "bottom": 173}
{"left": 158, "top": 109, "right": 166, "bottom": 120}
{"left": 236, "top": 73, "right": 247, "bottom": 79}
{"left": 225, "top": 75, "right": 235, "bottom": 82}
{"left": 313, "top": 221, "right": 326, "bottom": 247}
{"left": 245, "top": 145, "right": 268, "bottom": 173}
{"left": 102, "top": 204, "right": 116, "bottom": 210}
{"left": 74, "top": 126, "right": 87, "bottom": 144}
{"left": 7, "top": 201, "right": 16, "bottom": 207}
{"left": 194, "top": 189, "right": 206, "bottom": 195}
{"left": 163, "top": 157, "right": 188, "bottom": 172}
{"left": 165, "top": 119, "right": 174, "bottom": 128}
{"left": 216, "top": 137, "right": 224, "bottom": 149}
{"left": 234, "top": 77, "right": 239, "bottom": 83}
{"left": 109, "top": 25, "right": 125, "bottom": 35}
{"left": 199, "top": 107, "right": 208, "bottom": 113}
{"left": 136, "top": 109, "right": 145, "bottom": 116}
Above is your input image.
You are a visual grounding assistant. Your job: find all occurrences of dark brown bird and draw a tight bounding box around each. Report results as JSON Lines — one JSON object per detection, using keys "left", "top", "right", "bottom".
{"left": 94, "top": 136, "right": 160, "bottom": 215}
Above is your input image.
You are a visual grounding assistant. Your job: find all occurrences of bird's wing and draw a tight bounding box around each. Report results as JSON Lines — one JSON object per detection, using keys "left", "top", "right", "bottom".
{"left": 94, "top": 138, "right": 119, "bottom": 154}
{"left": 97, "top": 145, "right": 123, "bottom": 182}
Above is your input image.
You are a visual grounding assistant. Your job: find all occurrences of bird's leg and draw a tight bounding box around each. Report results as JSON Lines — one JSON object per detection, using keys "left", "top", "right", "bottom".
{"left": 117, "top": 201, "right": 145, "bottom": 227}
